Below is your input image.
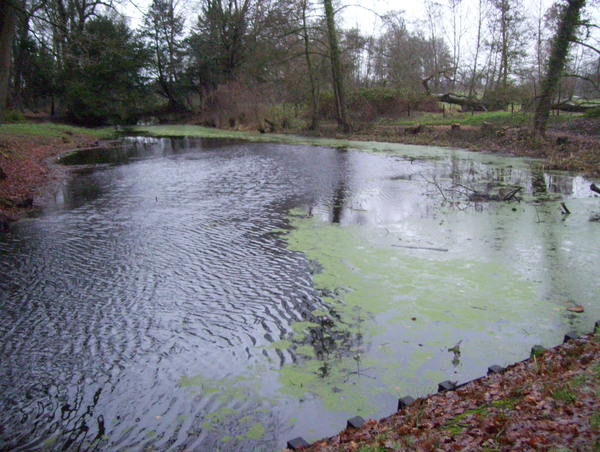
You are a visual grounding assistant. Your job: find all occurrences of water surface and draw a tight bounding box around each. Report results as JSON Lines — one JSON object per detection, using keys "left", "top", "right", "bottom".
{"left": 1, "top": 136, "right": 599, "bottom": 451}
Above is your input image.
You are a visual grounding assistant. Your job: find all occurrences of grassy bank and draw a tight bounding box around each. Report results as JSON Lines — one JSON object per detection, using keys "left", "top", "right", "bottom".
{"left": 302, "top": 114, "right": 600, "bottom": 176}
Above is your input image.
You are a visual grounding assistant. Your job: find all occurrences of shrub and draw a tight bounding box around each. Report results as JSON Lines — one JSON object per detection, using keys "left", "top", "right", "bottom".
{"left": 1, "top": 110, "right": 25, "bottom": 123}
{"left": 318, "top": 88, "right": 439, "bottom": 122}
{"left": 584, "top": 107, "right": 600, "bottom": 119}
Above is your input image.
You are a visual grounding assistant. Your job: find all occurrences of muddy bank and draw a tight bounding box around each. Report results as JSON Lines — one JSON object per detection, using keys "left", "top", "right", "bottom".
{"left": 304, "top": 120, "right": 600, "bottom": 176}
{"left": 0, "top": 132, "right": 118, "bottom": 222}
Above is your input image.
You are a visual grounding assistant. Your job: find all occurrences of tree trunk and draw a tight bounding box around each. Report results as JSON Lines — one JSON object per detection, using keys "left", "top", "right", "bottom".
{"left": 534, "top": 0, "right": 586, "bottom": 136}
{"left": 437, "top": 93, "right": 488, "bottom": 111}
{"left": 0, "top": 0, "right": 17, "bottom": 123}
{"left": 302, "top": 0, "right": 318, "bottom": 130}
{"left": 323, "top": 0, "right": 350, "bottom": 133}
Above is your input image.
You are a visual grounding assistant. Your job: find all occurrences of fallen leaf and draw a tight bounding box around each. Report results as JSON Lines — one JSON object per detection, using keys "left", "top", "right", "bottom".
{"left": 568, "top": 306, "right": 584, "bottom": 313}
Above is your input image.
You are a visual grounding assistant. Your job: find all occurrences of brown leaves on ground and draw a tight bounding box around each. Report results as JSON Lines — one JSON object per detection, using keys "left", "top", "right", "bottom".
{"left": 296, "top": 335, "right": 600, "bottom": 452}
{"left": 0, "top": 132, "right": 99, "bottom": 219}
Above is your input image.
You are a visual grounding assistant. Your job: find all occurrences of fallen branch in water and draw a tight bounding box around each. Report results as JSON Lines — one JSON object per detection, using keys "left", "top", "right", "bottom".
{"left": 504, "top": 187, "right": 523, "bottom": 201}
{"left": 392, "top": 245, "right": 449, "bottom": 252}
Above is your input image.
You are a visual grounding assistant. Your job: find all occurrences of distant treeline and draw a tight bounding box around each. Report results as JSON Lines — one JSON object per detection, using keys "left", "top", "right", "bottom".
{"left": 0, "top": 0, "right": 598, "bottom": 128}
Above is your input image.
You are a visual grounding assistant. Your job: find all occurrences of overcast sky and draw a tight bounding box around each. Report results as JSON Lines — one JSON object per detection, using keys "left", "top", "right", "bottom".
{"left": 120, "top": 0, "right": 597, "bottom": 43}
{"left": 121, "top": 0, "right": 429, "bottom": 31}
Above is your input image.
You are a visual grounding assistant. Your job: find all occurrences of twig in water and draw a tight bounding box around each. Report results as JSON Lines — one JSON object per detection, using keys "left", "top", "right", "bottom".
{"left": 393, "top": 245, "right": 449, "bottom": 252}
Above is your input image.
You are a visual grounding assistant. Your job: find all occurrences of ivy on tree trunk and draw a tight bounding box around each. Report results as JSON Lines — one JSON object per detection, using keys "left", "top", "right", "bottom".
{"left": 0, "top": 0, "right": 17, "bottom": 123}
{"left": 534, "top": 0, "right": 586, "bottom": 136}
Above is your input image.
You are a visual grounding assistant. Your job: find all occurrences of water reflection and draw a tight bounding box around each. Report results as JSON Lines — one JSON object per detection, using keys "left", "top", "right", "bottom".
{"left": 0, "top": 137, "right": 599, "bottom": 451}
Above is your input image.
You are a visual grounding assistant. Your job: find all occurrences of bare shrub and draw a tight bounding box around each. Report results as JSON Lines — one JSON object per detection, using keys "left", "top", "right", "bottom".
{"left": 198, "top": 80, "right": 295, "bottom": 132}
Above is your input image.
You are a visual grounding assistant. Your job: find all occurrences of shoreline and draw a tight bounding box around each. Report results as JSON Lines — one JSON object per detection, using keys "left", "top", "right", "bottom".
{"left": 2, "top": 120, "right": 599, "bottom": 220}
{"left": 299, "top": 122, "right": 600, "bottom": 176}
{"left": 0, "top": 130, "right": 116, "bottom": 223}
{"left": 2, "top": 123, "right": 600, "bottom": 449}
{"left": 288, "top": 330, "right": 600, "bottom": 451}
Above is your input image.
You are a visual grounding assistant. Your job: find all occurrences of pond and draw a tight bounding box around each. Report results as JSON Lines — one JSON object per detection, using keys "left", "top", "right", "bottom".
{"left": 1, "top": 132, "right": 599, "bottom": 451}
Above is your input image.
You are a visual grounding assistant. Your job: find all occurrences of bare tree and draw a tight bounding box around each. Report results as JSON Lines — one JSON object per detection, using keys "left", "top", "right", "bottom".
{"left": 467, "top": 0, "right": 485, "bottom": 100}
{"left": 484, "top": 0, "right": 529, "bottom": 108}
{"left": 323, "top": 0, "right": 350, "bottom": 132}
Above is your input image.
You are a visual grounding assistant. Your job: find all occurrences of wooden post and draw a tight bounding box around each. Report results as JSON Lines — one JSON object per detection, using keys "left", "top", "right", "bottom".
{"left": 443, "top": 104, "right": 445, "bottom": 118}
{"left": 408, "top": 103, "right": 411, "bottom": 118}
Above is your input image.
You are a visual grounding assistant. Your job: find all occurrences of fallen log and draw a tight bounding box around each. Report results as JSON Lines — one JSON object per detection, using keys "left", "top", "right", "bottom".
{"left": 392, "top": 245, "right": 449, "bottom": 252}
{"left": 503, "top": 187, "right": 523, "bottom": 201}
{"left": 436, "top": 93, "right": 487, "bottom": 111}
{"left": 551, "top": 101, "right": 599, "bottom": 113}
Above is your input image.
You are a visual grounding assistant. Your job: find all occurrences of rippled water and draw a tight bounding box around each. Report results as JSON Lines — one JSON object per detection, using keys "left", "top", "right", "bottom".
{"left": 1, "top": 136, "right": 599, "bottom": 451}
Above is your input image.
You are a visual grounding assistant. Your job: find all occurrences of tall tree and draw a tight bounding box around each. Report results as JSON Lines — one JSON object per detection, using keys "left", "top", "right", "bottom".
{"left": 142, "top": 0, "right": 186, "bottom": 111}
{"left": 534, "top": 0, "right": 587, "bottom": 135}
{"left": 0, "top": 0, "right": 17, "bottom": 122}
{"left": 323, "top": 0, "right": 349, "bottom": 132}
{"left": 62, "top": 15, "right": 151, "bottom": 126}
{"left": 195, "top": 0, "right": 252, "bottom": 81}
{"left": 484, "top": 0, "right": 529, "bottom": 108}
{"left": 446, "top": 0, "right": 465, "bottom": 91}
{"left": 300, "top": 0, "right": 319, "bottom": 129}
{"left": 467, "top": 0, "right": 485, "bottom": 100}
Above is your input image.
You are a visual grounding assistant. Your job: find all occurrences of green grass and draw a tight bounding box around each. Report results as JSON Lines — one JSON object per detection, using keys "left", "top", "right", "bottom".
{"left": 358, "top": 446, "right": 386, "bottom": 452}
{"left": 591, "top": 413, "right": 600, "bottom": 430}
{"left": 389, "top": 109, "right": 531, "bottom": 127}
{"left": 552, "top": 386, "right": 577, "bottom": 404}
{"left": 444, "top": 398, "right": 520, "bottom": 436}
{"left": 0, "top": 123, "right": 116, "bottom": 139}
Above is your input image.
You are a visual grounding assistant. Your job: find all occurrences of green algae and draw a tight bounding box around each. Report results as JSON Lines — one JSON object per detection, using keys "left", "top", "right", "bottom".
{"left": 270, "top": 340, "right": 292, "bottom": 350}
{"left": 43, "top": 437, "right": 57, "bottom": 447}
{"left": 178, "top": 374, "right": 221, "bottom": 392}
{"left": 296, "top": 345, "right": 317, "bottom": 357}
{"left": 291, "top": 321, "right": 322, "bottom": 333}
{"left": 128, "top": 125, "right": 351, "bottom": 150}
{"left": 207, "top": 408, "right": 239, "bottom": 421}
{"left": 128, "top": 126, "right": 547, "bottom": 179}
{"left": 278, "top": 204, "right": 566, "bottom": 413}
{"left": 245, "top": 423, "right": 265, "bottom": 440}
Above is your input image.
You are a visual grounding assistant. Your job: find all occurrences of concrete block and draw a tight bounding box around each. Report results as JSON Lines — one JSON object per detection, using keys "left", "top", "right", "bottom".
{"left": 487, "top": 365, "right": 503, "bottom": 375}
{"left": 397, "top": 396, "right": 416, "bottom": 411}
{"left": 438, "top": 380, "right": 456, "bottom": 392}
{"left": 287, "top": 437, "right": 310, "bottom": 450}
{"left": 346, "top": 416, "right": 366, "bottom": 429}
